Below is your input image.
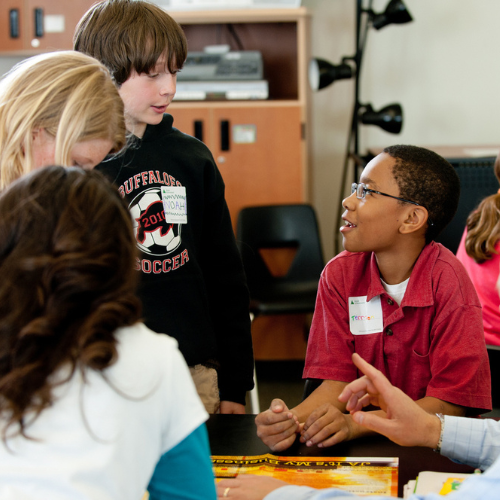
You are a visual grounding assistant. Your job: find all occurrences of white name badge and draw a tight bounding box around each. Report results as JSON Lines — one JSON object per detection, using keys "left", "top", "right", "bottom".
{"left": 349, "top": 295, "right": 384, "bottom": 335}
{"left": 161, "top": 186, "right": 187, "bottom": 224}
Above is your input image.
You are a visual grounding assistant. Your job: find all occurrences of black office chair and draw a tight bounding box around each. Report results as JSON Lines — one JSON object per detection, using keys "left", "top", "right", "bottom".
{"left": 237, "top": 204, "right": 325, "bottom": 316}
{"left": 487, "top": 344, "right": 500, "bottom": 411}
{"left": 435, "top": 157, "right": 497, "bottom": 253}
{"left": 302, "top": 378, "right": 323, "bottom": 400}
{"left": 237, "top": 204, "right": 325, "bottom": 412}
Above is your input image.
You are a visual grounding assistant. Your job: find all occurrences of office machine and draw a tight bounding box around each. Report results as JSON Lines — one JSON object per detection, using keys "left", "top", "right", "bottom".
{"left": 175, "top": 49, "right": 268, "bottom": 100}
{"left": 178, "top": 50, "right": 264, "bottom": 81}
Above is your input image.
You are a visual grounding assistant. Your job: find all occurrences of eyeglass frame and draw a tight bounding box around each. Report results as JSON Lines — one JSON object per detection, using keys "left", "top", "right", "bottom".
{"left": 351, "top": 182, "right": 434, "bottom": 226}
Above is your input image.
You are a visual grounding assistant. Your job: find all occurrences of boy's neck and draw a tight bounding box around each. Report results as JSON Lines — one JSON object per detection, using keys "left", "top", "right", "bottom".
{"left": 374, "top": 239, "right": 426, "bottom": 285}
{"left": 126, "top": 120, "right": 147, "bottom": 139}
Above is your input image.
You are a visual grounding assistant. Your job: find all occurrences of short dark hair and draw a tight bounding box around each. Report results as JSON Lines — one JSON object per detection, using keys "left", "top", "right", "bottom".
{"left": 74, "top": 0, "right": 188, "bottom": 85}
{"left": 383, "top": 144, "right": 460, "bottom": 243}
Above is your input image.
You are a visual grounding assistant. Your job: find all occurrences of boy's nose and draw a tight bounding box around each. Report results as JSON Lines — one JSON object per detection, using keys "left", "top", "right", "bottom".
{"left": 160, "top": 77, "right": 176, "bottom": 96}
{"left": 342, "top": 191, "right": 357, "bottom": 211}
{"left": 160, "top": 84, "right": 175, "bottom": 95}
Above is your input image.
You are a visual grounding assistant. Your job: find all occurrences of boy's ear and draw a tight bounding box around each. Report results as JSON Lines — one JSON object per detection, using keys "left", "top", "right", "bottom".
{"left": 399, "top": 206, "right": 429, "bottom": 235}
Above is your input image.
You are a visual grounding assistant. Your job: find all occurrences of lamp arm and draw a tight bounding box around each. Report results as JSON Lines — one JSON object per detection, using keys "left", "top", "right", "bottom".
{"left": 335, "top": 0, "right": 372, "bottom": 254}
{"left": 341, "top": 55, "right": 356, "bottom": 64}
{"left": 353, "top": 0, "right": 372, "bottom": 156}
{"left": 360, "top": 8, "right": 376, "bottom": 19}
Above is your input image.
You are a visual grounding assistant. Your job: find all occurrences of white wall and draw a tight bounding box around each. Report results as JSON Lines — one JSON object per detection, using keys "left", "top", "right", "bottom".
{"left": 362, "top": 0, "right": 500, "bottom": 147}
{"left": 303, "top": 0, "right": 500, "bottom": 258}
{"left": 0, "top": 56, "right": 25, "bottom": 78}
{"left": 2, "top": 0, "right": 499, "bottom": 259}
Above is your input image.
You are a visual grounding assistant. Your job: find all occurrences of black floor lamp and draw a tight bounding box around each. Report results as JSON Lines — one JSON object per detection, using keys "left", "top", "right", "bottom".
{"left": 309, "top": 0, "right": 413, "bottom": 253}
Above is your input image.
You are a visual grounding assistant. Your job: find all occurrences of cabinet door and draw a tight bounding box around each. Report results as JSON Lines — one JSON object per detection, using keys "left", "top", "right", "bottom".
{"left": 212, "top": 105, "right": 305, "bottom": 230}
{"left": 212, "top": 106, "right": 308, "bottom": 361}
{"left": 168, "top": 106, "right": 212, "bottom": 145}
{"left": 23, "top": 0, "right": 91, "bottom": 51}
{"left": 168, "top": 104, "right": 308, "bottom": 361}
{"left": 0, "top": 1, "right": 24, "bottom": 51}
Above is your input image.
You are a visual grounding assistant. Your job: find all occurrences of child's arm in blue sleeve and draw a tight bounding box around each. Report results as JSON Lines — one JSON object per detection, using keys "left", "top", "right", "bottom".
{"left": 148, "top": 423, "right": 216, "bottom": 500}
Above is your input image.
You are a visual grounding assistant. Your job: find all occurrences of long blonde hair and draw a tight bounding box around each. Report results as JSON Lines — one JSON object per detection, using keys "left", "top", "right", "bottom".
{"left": 465, "top": 156, "right": 500, "bottom": 263}
{"left": 0, "top": 51, "right": 126, "bottom": 189}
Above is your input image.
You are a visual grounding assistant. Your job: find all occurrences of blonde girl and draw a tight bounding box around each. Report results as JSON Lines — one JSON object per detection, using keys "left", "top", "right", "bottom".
{"left": 0, "top": 50, "right": 125, "bottom": 188}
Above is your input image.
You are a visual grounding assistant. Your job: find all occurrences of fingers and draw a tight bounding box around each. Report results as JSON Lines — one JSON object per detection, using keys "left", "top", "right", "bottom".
{"left": 344, "top": 390, "right": 381, "bottom": 413}
{"left": 351, "top": 410, "right": 405, "bottom": 445}
{"left": 338, "top": 375, "right": 377, "bottom": 405}
{"left": 338, "top": 354, "right": 391, "bottom": 413}
{"left": 351, "top": 397, "right": 438, "bottom": 448}
{"left": 351, "top": 354, "right": 392, "bottom": 396}
{"left": 254, "top": 400, "right": 294, "bottom": 427}
{"left": 299, "top": 404, "right": 351, "bottom": 448}
{"left": 269, "top": 398, "right": 287, "bottom": 413}
{"left": 256, "top": 420, "right": 298, "bottom": 452}
{"left": 255, "top": 399, "right": 289, "bottom": 424}
{"left": 255, "top": 400, "right": 299, "bottom": 452}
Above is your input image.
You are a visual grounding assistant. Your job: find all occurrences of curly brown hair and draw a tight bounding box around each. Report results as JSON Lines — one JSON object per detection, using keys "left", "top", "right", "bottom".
{"left": 0, "top": 166, "right": 141, "bottom": 440}
{"left": 465, "top": 155, "right": 500, "bottom": 263}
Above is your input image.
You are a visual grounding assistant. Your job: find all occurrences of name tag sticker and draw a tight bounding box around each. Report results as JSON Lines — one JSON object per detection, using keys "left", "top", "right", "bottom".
{"left": 349, "top": 295, "right": 384, "bottom": 335}
{"left": 161, "top": 186, "right": 187, "bottom": 224}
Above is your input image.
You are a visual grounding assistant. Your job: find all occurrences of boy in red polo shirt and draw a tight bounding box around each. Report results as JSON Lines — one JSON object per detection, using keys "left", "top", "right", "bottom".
{"left": 256, "top": 145, "right": 492, "bottom": 451}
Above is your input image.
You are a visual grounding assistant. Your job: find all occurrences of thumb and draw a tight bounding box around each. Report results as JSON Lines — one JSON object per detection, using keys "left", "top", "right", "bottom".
{"left": 270, "top": 399, "right": 288, "bottom": 413}
{"left": 352, "top": 411, "right": 398, "bottom": 439}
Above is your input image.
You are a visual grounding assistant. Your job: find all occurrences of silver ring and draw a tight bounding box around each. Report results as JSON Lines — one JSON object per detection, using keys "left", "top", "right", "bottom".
{"left": 223, "top": 487, "right": 230, "bottom": 497}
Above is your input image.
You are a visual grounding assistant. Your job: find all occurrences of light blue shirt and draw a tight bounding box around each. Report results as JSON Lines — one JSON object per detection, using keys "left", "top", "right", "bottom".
{"left": 266, "top": 417, "right": 500, "bottom": 500}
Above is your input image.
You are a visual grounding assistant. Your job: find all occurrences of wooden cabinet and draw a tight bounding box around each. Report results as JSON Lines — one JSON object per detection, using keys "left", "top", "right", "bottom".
{"left": 169, "top": 7, "right": 311, "bottom": 231}
{"left": 172, "top": 103, "right": 304, "bottom": 227}
{"left": 169, "top": 8, "right": 312, "bottom": 361}
{"left": 0, "top": 0, "right": 23, "bottom": 52}
{"left": 0, "top": 1, "right": 91, "bottom": 54}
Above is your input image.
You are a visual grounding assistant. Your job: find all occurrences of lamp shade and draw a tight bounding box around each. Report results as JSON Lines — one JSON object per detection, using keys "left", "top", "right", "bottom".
{"left": 372, "top": 0, "right": 413, "bottom": 30}
{"left": 309, "top": 58, "right": 353, "bottom": 91}
{"left": 359, "top": 103, "right": 403, "bottom": 134}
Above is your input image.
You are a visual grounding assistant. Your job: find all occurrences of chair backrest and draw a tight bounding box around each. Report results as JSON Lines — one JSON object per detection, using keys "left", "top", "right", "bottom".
{"left": 487, "top": 344, "right": 500, "bottom": 410}
{"left": 236, "top": 204, "right": 324, "bottom": 299}
{"left": 435, "top": 157, "right": 497, "bottom": 253}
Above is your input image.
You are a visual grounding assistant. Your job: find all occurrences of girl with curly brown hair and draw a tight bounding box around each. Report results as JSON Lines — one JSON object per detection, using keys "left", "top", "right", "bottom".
{"left": 0, "top": 166, "right": 215, "bottom": 499}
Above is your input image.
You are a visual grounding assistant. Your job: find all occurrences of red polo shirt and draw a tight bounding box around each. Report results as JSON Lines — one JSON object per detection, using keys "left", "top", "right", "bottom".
{"left": 304, "top": 242, "right": 492, "bottom": 413}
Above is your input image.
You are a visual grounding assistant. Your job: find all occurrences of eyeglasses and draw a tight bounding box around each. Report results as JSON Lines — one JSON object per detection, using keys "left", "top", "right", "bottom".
{"left": 351, "top": 182, "right": 434, "bottom": 226}
{"left": 351, "top": 182, "right": 421, "bottom": 206}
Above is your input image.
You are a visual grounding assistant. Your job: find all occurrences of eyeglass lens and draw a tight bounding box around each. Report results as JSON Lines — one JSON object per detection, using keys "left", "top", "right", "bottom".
{"left": 351, "top": 183, "right": 364, "bottom": 198}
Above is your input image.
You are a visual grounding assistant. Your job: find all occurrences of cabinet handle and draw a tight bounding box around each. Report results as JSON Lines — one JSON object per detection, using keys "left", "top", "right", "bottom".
{"left": 34, "top": 8, "right": 44, "bottom": 38}
{"left": 220, "top": 120, "right": 230, "bottom": 151}
{"left": 194, "top": 120, "right": 203, "bottom": 143}
{"left": 9, "top": 9, "right": 19, "bottom": 38}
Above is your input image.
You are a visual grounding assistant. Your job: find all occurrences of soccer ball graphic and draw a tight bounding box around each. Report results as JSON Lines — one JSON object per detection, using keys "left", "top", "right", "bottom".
{"left": 129, "top": 188, "right": 182, "bottom": 256}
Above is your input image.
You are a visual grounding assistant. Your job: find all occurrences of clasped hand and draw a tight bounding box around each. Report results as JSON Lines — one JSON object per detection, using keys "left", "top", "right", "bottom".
{"left": 255, "top": 399, "right": 355, "bottom": 451}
